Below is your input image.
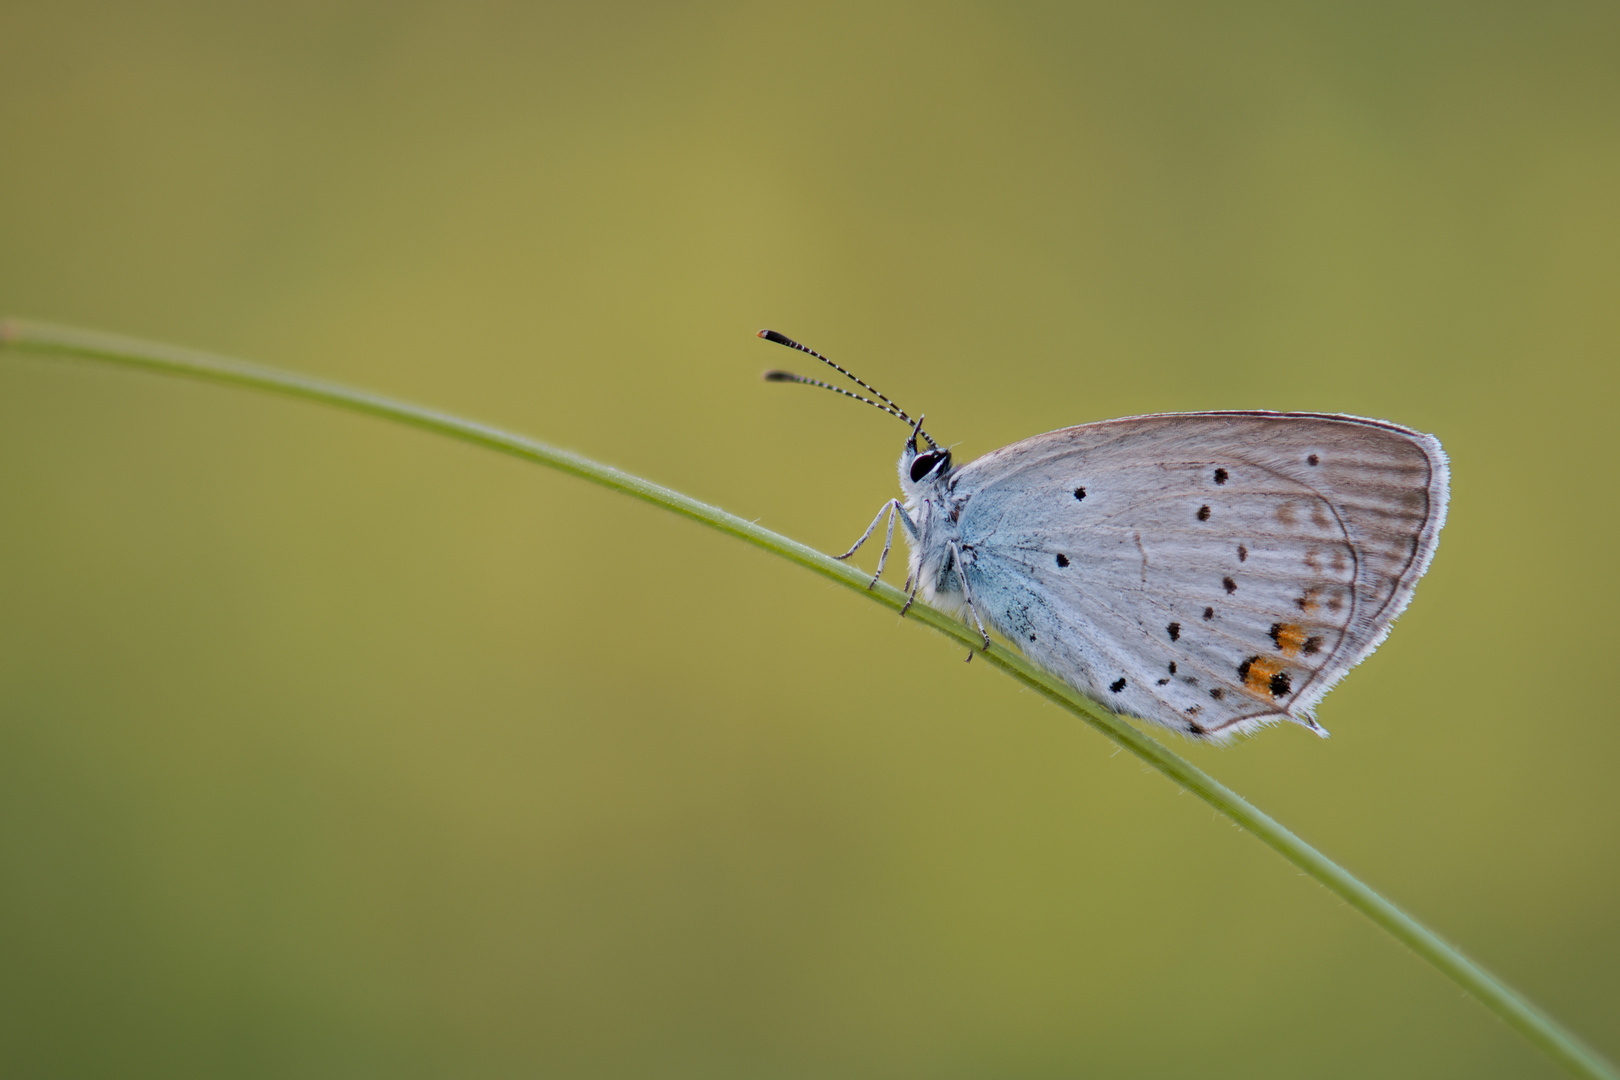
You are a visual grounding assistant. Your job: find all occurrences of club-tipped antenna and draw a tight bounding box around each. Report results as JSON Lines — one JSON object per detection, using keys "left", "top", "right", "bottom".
{"left": 758, "top": 330, "right": 938, "bottom": 449}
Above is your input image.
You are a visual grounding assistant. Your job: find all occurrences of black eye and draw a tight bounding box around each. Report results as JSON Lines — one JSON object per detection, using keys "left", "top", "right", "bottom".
{"left": 910, "top": 450, "right": 949, "bottom": 483}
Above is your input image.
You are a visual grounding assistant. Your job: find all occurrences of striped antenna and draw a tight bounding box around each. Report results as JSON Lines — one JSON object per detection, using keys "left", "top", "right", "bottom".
{"left": 758, "top": 330, "right": 938, "bottom": 449}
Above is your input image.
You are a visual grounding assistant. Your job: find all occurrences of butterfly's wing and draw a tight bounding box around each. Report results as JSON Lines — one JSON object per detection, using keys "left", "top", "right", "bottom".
{"left": 950, "top": 412, "right": 1448, "bottom": 739}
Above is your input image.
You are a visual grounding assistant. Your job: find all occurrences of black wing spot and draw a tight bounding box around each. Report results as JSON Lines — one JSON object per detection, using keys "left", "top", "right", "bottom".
{"left": 1055, "top": 553, "right": 1070, "bottom": 568}
{"left": 1203, "top": 606, "right": 1215, "bottom": 620}
{"left": 1073, "top": 487, "right": 1087, "bottom": 501}
{"left": 1185, "top": 704, "right": 1202, "bottom": 717}
{"left": 1303, "top": 636, "right": 1324, "bottom": 655}
{"left": 1186, "top": 723, "right": 1205, "bottom": 737}
{"left": 1110, "top": 677, "right": 1127, "bottom": 693}
{"left": 1269, "top": 670, "right": 1292, "bottom": 698}
{"left": 1167, "top": 661, "right": 1177, "bottom": 675}
{"left": 1213, "top": 468, "right": 1228, "bottom": 485}
{"left": 1237, "top": 544, "right": 1247, "bottom": 562}
{"left": 1166, "top": 622, "right": 1181, "bottom": 642}
{"left": 1029, "top": 633, "right": 1037, "bottom": 642}
{"left": 1307, "top": 453, "right": 1320, "bottom": 466}
{"left": 1222, "top": 576, "right": 1237, "bottom": 594}
{"left": 1209, "top": 687, "right": 1225, "bottom": 700}
{"left": 1196, "top": 504, "right": 1211, "bottom": 521}
{"left": 1156, "top": 677, "right": 1171, "bottom": 686}
{"left": 1238, "top": 656, "right": 1256, "bottom": 682}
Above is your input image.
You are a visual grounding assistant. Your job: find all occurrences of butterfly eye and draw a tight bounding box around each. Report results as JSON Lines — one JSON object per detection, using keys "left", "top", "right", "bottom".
{"left": 910, "top": 450, "right": 950, "bottom": 482}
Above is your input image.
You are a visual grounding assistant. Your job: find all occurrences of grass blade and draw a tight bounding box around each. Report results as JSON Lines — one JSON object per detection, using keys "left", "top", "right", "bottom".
{"left": 3, "top": 317, "right": 1612, "bottom": 1080}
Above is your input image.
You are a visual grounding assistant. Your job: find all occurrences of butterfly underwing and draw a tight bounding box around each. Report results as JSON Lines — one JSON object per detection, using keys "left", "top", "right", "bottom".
{"left": 896, "top": 411, "right": 1448, "bottom": 739}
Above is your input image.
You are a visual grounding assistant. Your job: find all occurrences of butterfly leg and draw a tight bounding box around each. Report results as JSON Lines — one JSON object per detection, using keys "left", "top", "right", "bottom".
{"left": 835, "top": 499, "right": 901, "bottom": 561}
{"left": 837, "top": 500, "right": 918, "bottom": 590}
{"left": 866, "top": 500, "right": 901, "bottom": 588}
{"left": 899, "top": 572, "right": 921, "bottom": 617}
{"left": 949, "top": 540, "right": 992, "bottom": 651}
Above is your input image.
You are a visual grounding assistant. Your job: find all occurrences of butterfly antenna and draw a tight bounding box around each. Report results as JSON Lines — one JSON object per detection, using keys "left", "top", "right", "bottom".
{"left": 758, "top": 330, "right": 938, "bottom": 449}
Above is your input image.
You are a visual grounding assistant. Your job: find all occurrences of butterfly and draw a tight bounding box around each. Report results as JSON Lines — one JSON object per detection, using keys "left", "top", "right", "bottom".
{"left": 762, "top": 330, "right": 1449, "bottom": 740}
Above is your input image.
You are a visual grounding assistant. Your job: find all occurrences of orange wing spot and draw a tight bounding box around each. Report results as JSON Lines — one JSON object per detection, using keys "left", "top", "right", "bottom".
{"left": 1240, "top": 655, "right": 1286, "bottom": 697}
{"left": 1270, "top": 622, "right": 1309, "bottom": 656}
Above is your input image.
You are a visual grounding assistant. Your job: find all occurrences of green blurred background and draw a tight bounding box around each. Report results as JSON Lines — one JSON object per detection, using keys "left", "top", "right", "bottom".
{"left": 2, "top": 2, "right": 1616, "bottom": 1076}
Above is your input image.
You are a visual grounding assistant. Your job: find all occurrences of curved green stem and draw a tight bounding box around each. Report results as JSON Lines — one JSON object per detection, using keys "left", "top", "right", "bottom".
{"left": 3, "top": 317, "right": 1612, "bottom": 1080}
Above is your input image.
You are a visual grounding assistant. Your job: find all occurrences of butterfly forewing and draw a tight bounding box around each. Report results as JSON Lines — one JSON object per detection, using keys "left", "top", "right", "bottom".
{"left": 951, "top": 412, "right": 1448, "bottom": 738}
